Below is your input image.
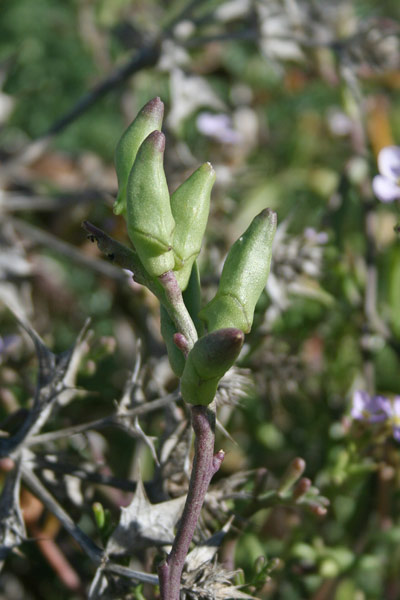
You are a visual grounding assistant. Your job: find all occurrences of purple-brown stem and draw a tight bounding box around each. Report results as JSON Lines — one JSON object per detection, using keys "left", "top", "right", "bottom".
{"left": 158, "top": 405, "right": 224, "bottom": 600}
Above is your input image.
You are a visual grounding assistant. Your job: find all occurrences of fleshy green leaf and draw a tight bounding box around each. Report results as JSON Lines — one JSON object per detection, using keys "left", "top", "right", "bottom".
{"left": 199, "top": 209, "right": 277, "bottom": 333}
{"left": 126, "top": 131, "right": 176, "bottom": 277}
{"left": 171, "top": 162, "right": 215, "bottom": 290}
{"left": 181, "top": 328, "right": 244, "bottom": 405}
{"left": 114, "top": 97, "right": 164, "bottom": 216}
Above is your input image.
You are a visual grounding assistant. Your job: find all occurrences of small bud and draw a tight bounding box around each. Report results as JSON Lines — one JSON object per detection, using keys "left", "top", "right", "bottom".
{"left": 199, "top": 208, "right": 277, "bottom": 333}
{"left": 114, "top": 97, "right": 164, "bottom": 216}
{"left": 171, "top": 162, "right": 215, "bottom": 290}
{"left": 309, "top": 503, "right": 328, "bottom": 517}
{"left": 181, "top": 328, "right": 244, "bottom": 405}
{"left": 173, "top": 333, "right": 189, "bottom": 355}
{"left": 319, "top": 558, "right": 338, "bottom": 578}
{"left": 126, "top": 131, "right": 176, "bottom": 277}
{"left": 292, "top": 477, "right": 312, "bottom": 501}
{"left": 234, "top": 569, "right": 246, "bottom": 587}
{"left": 254, "top": 555, "right": 267, "bottom": 573}
{"left": 93, "top": 502, "right": 106, "bottom": 529}
{"left": 277, "top": 457, "right": 306, "bottom": 495}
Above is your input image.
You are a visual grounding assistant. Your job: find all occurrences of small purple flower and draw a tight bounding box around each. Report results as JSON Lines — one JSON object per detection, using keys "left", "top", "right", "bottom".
{"left": 196, "top": 112, "right": 241, "bottom": 145}
{"left": 0, "top": 335, "right": 19, "bottom": 362}
{"left": 372, "top": 145, "right": 400, "bottom": 203}
{"left": 303, "top": 227, "right": 329, "bottom": 244}
{"left": 351, "top": 391, "right": 400, "bottom": 443}
{"left": 351, "top": 390, "right": 391, "bottom": 423}
{"left": 389, "top": 396, "right": 400, "bottom": 441}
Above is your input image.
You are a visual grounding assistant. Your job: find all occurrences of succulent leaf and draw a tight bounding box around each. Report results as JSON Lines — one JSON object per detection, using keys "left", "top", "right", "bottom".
{"left": 114, "top": 97, "right": 164, "bottom": 216}
{"left": 181, "top": 328, "right": 244, "bottom": 405}
{"left": 199, "top": 209, "right": 277, "bottom": 333}
{"left": 170, "top": 162, "right": 215, "bottom": 290}
{"left": 126, "top": 131, "right": 175, "bottom": 277}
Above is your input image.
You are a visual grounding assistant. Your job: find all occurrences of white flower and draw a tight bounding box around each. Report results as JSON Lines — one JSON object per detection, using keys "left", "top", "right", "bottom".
{"left": 372, "top": 146, "right": 400, "bottom": 203}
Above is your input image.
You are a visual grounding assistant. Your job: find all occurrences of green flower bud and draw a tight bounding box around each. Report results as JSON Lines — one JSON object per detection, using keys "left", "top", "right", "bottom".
{"left": 199, "top": 208, "right": 277, "bottom": 333}
{"left": 126, "top": 131, "right": 176, "bottom": 277}
{"left": 277, "top": 457, "right": 306, "bottom": 495}
{"left": 181, "top": 328, "right": 244, "bottom": 406}
{"left": 92, "top": 502, "right": 106, "bottom": 529}
{"left": 114, "top": 97, "right": 164, "bottom": 216}
{"left": 170, "top": 162, "right": 215, "bottom": 290}
{"left": 160, "top": 304, "right": 186, "bottom": 377}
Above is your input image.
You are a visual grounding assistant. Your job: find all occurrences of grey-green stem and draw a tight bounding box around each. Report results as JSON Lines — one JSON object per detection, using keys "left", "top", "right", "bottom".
{"left": 159, "top": 270, "right": 198, "bottom": 349}
{"left": 82, "top": 223, "right": 198, "bottom": 348}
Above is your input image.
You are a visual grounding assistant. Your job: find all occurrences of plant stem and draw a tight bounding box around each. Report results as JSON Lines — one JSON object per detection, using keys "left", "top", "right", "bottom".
{"left": 82, "top": 220, "right": 159, "bottom": 289}
{"left": 158, "top": 405, "right": 224, "bottom": 600}
{"left": 159, "top": 271, "right": 198, "bottom": 349}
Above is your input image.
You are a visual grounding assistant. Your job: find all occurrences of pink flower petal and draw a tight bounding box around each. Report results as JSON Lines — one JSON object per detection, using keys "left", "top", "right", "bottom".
{"left": 372, "top": 175, "right": 400, "bottom": 203}
{"left": 377, "top": 146, "right": 400, "bottom": 181}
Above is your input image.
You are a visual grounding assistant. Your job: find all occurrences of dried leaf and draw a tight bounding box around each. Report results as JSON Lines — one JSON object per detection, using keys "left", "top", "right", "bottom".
{"left": 209, "top": 583, "right": 258, "bottom": 599}
{"left": 0, "top": 318, "right": 93, "bottom": 458}
{"left": 88, "top": 567, "right": 109, "bottom": 600}
{"left": 0, "top": 221, "right": 33, "bottom": 320}
{"left": 106, "top": 478, "right": 185, "bottom": 554}
{"left": 159, "top": 418, "right": 192, "bottom": 487}
{"left": 132, "top": 416, "right": 159, "bottom": 466}
{"left": 57, "top": 319, "right": 92, "bottom": 406}
{"left": 185, "top": 518, "right": 233, "bottom": 572}
{"left": 183, "top": 561, "right": 258, "bottom": 600}
{"left": 16, "top": 315, "right": 60, "bottom": 389}
{"left": 0, "top": 459, "right": 26, "bottom": 568}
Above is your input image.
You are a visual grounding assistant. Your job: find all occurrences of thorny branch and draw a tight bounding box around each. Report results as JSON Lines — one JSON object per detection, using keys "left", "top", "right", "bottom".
{"left": 0, "top": 189, "right": 111, "bottom": 213}
{"left": 27, "top": 456, "right": 138, "bottom": 493}
{"left": 21, "top": 460, "right": 103, "bottom": 564}
{"left": 11, "top": 217, "right": 126, "bottom": 283}
{"left": 0, "top": 313, "right": 179, "bottom": 588}
{"left": 20, "top": 456, "right": 160, "bottom": 586}
{"left": 27, "top": 392, "right": 178, "bottom": 445}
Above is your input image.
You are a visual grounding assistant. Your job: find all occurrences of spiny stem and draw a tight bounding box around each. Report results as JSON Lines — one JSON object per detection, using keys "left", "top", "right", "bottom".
{"left": 158, "top": 405, "right": 224, "bottom": 600}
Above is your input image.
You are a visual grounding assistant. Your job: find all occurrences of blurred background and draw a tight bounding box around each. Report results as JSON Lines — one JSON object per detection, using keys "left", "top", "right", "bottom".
{"left": 0, "top": 0, "right": 400, "bottom": 598}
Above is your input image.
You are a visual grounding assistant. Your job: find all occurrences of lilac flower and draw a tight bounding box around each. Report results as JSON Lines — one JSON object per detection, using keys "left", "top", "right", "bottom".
{"left": 351, "top": 390, "right": 391, "bottom": 423}
{"left": 389, "top": 396, "right": 400, "bottom": 442}
{"left": 351, "top": 391, "right": 400, "bottom": 443}
{"left": 303, "top": 227, "right": 329, "bottom": 245}
{"left": 0, "top": 335, "right": 19, "bottom": 363}
{"left": 196, "top": 112, "right": 241, "bottom": 144}
{"left": 372, "top": 145, "right": 400, "bottom": 203}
